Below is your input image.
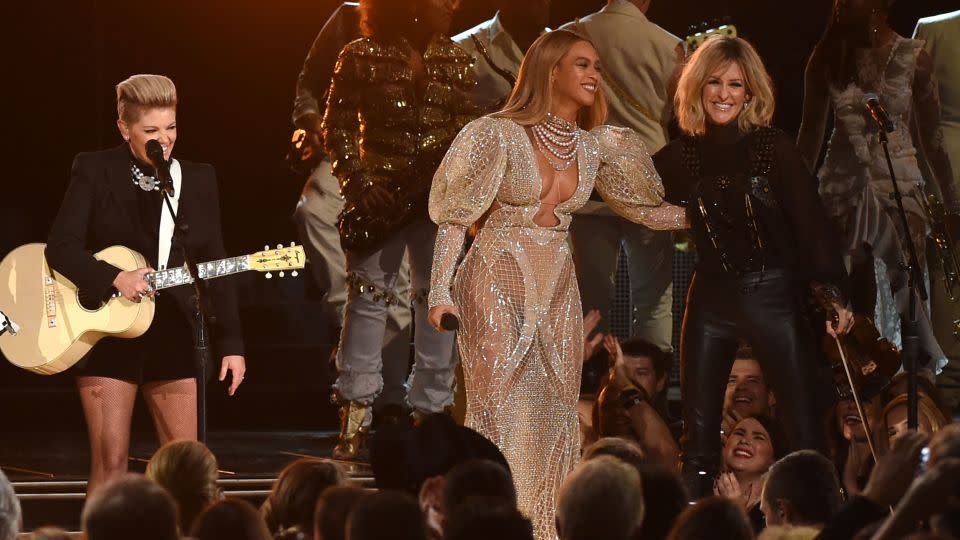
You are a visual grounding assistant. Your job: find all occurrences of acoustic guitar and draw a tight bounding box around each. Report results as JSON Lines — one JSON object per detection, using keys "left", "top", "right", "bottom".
{"left": 0, "top": 243, "right": 305, "bottom": 375}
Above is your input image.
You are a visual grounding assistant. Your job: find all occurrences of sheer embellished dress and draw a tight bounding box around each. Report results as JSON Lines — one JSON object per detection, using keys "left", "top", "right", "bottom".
{"left": 428, "top": 116, "right": 685, "bottom": 540}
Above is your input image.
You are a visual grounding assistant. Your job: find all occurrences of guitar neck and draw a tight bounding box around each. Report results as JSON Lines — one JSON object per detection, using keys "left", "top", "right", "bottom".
{"left": 147, "top": 255, "right": 250, "bottom": 291}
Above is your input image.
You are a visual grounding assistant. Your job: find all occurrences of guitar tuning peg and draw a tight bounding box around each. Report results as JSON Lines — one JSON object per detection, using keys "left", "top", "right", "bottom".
{"left": 292, "top": 270, "right": 298, "bottom": 277}
{"left": 279, "top": 271, "right": 285, "bottom": 277}
{"left": 265, "top": 272, "right": 273, "bottom": 279}
{"left": 290, "top": 241, "right": 295, "bottom": 247}
{"left": 276, "top": 244, "right": 282, "bottom": 249}
{"left": 264, "top": 245, "right": 269, "bottom": 250}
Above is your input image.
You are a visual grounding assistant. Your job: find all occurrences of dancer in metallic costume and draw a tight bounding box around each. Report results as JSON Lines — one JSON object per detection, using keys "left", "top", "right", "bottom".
{"left": 427, "top": 30, "right": 687, "bottom": 540}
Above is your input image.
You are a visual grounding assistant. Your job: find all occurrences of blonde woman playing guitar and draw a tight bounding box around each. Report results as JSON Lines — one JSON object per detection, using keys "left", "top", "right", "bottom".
{"left": 43, "top": 74, "right": 245, "bottom": 494}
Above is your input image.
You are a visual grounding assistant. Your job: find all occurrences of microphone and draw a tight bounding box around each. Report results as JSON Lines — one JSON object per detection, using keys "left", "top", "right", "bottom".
{"left": 863, "top": 93, "right": 895, "bottom": 133}
{"left": 0, "top": 309, "right": 19, "bottom": 336}
{"left": 440, "top": 313, "right": 460, "bottom": 331}
{"left": 145, "top": 139, "right": 174, "bottom": 195}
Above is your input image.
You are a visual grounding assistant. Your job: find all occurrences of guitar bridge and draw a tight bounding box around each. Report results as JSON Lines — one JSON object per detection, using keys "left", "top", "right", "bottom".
{"left": 44, "top": 275, "right": 58, "bottom": 327}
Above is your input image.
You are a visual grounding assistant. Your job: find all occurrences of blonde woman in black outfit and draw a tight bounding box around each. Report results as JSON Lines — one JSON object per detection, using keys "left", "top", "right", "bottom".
{"left": 46, "top": 74, "right": 245, "bottom": 494}
{"left": 652, "top": 37, "right": 852, "bottom": 499}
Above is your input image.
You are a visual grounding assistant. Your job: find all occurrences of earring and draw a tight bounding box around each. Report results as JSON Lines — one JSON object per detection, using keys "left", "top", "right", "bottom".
{"left": 743, "top": 101, "right": 751, "bottom": 110}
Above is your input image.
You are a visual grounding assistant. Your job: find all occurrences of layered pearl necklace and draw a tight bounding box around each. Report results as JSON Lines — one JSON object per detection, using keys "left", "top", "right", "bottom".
{"left": 532, "top": 112, "right": 580, "bottom": 171}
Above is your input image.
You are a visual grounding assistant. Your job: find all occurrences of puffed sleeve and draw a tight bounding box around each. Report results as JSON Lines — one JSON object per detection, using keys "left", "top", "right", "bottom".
{"left": 428, "top": 116, "right": 507, "bottom": 307}
{"left": 592, "top": 125, "right": 688, "bottom": 230}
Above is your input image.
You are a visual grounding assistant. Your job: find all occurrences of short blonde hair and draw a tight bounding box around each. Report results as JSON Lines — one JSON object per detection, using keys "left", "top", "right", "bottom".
{"left": 495, "top": 29, "right": 607, "bottom": 130}
{"left": 675, "top": 36, "right": 774, "bottom": 136}
{"left": 116, "top": 74, "right": 177, "bottom": 124}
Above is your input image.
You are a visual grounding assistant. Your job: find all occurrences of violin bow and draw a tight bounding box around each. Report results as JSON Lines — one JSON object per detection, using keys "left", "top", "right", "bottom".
{"left": 832, "top": 331, "right": 881, "bottom": 464}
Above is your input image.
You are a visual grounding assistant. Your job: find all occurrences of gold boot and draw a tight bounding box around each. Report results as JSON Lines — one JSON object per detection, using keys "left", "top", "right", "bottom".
{"left": 332, "top": 401, "right": 371, "bottom": 461}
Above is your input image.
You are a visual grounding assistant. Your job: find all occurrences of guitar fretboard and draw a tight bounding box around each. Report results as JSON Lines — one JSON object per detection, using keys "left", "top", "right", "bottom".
{"left": 147, "top": 256, "right": 250, "bottom": 290}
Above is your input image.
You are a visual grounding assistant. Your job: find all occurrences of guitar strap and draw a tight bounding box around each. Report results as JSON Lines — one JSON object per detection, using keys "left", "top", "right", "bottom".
{"left": 572, "top": 18, "right": 660, "bottom": 126}
{"left": 470, "top": 34, "right": 517, "bottom": 89}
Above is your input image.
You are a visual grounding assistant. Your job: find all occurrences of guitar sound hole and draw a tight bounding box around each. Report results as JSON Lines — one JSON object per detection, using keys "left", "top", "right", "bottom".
{"left": 77, "top": 289, "right": 113, "bottom": 311}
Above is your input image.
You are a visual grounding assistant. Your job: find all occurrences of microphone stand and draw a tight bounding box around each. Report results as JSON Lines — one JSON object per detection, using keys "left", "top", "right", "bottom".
{"left": 154, "top": 157, "right": 213, "bottom": 444}
{"left": 876, "top": 126, "right": 926, "bottom": 431}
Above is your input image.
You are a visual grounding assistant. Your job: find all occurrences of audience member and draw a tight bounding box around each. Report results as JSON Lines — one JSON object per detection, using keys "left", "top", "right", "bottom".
{"left": 371, "top": 413, "right": 510, "bottom": 494}
{"left": 0, "top": 468, "right": 20, "bottom": 540}
{"left": 825, "top": 382, "right": 881, "bottom": 497}
{"left": 420, "top": 458, "right": 517, "bottom": 540}
{"left": 583, "top": 436, "right": 645, "bottom": 465}
{"left": 81, "top": 474, "right": 178, "bottom": 540}
{"left": 593, "top": 336, "right": 680, "bottom": 468}
{"left": 756, "top": 525, "right": 820, "bottom": 540}
{"left": 314, "top": 486, "right": 367, "bottom": 540}
{"left": 347, "top": 491, "right": 425, "bottom": 540}
{"left": 666, "top": 497, "right": 753, "bottom": 540}
{"left": 722, "top": 346, "right": 776, "bottom": 438}
{"left": 556, "top": 456, "right": 644, "bottom": 540}
{"left": 715, "top": 415, "right": 786, "bottom": 531}
{"left": 815, "top": 431, "right": 926, "bottom": 540}
{"left": 444, "top": 498, "right": 534, "bottom": 540}
{"left": 261, "top": 458, "right": 347, "bottom": 538}
{"left": 441, "top": 459, "right": 516, "bottom": 517}
{"left": 146, "top": 439, "right": 220, "bottom": 534}
{"left": 633, "top": 462, "right": 689, "bottom": 540}
{"left": 27, "top": 527, "right": 72, "bottom": 540}
{"left": 881, "top": 391, "right": 950, "bottom": 449}
{"left": 760, "top": 450, "right": 842, "bottom": 530}
{"left": 191, "top": 498, "right": 273, "bottom": 540}
{"left": 929, "top": 423, "right": 960, "bottom": 465}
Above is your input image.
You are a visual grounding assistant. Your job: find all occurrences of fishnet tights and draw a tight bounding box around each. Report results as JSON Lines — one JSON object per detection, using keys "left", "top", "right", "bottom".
{"left": 77, "top": 376, "right": 197, "bottom": 494}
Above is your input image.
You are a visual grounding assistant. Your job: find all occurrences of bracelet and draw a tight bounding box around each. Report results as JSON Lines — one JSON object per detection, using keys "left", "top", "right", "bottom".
{"left": 619, "top": 385, "right": 649, "bottom": 411}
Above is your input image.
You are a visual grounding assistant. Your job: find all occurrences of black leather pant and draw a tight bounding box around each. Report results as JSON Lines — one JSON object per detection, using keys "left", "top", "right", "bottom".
{"left": 679, "top": 269, "right": 826, "bottom": 498}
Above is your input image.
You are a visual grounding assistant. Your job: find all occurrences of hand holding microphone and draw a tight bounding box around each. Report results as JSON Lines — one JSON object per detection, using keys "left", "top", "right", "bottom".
{"left": 428, "top": 305, "right": 460, "bottom": 332}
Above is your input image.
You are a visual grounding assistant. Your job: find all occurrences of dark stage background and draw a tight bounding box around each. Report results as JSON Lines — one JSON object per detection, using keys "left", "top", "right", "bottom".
{"left": 2, "top": 0, "right": 956, "bottom": 434}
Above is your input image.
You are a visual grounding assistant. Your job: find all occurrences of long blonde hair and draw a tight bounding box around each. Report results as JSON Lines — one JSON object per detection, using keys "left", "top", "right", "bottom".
{"left": 494, "top": 29, "right": 607, "bottom": 130}
{"left": 675, "top": 36, "right": 774, "bottom": 136}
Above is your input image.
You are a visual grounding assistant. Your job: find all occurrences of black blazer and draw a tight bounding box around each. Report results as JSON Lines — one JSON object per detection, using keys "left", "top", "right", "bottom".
{"left": 46, "top": 144, "right": 244, "bottom": 357}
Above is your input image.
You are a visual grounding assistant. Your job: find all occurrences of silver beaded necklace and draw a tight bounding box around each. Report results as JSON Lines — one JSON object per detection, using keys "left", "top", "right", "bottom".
{"left": 532, "top": 112, "right": 580, "bottom": 171}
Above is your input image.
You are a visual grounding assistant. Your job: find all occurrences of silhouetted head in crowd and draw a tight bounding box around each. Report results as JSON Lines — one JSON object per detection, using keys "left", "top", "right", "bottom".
{"left": 756, "top": 525, "right": 821, "bottom": 540}
{"left": 443, "top": 459, "right": 516, "bottom": 515}
{"left": 582, "top": 439, "right": 686, "bottom": 540}
{"left": 315, "top": 486, "right": 367, "bottom": 540}
{"left": 761, "top": 450, "right": 842, "bottom": 529}
{"left": 146, "top": 439, "right": 220, "bottom": 534}
{"left": 191, "top": 498, "right": 273, "bottom": 540}
{"left": 371, "top": 413, "right": 510, "bottom": 494}
{"left": 444, "top": 498, "right": 534, "bottom": 540}
{"left": 556, "top": 456, "right": 644, "bottom": 540}
{"left": 261, "top": 458, "right": 347, "bottom": 537}
{"left": 633, "top": 462, "right": 689, "bottom": 540}
{"left": 27, "top": 527, "right": 72, "bottom": 540}
{"left": 582, "top": 437, "right": 646, "bottom": 469}
{"left": 347, "top": 491, "right": 425, "bottom": 540}
{"left": 723, "top": 346, "right": 775, "bottom": 422}
{"left": 81, "top": 474, "right": 178, "bottom": 540}
{"left": 0, "top": 468, "right": 20, "bottom": 540}
{"left": 722, "top": 415, "right": 786, "bottom": 484}
{"left": 666, "top": 496, "right": 753, "bottom": 540}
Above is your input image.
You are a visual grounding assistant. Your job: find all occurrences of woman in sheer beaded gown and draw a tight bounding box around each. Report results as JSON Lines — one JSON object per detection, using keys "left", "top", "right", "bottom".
{"left": 426, "top": 30, "right": 687, "bottom": 540}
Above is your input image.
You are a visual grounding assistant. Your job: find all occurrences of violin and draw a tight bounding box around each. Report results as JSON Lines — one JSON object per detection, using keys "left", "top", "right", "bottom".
{"left": 821, "top": 313, "right": 901, "bottom": 399}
